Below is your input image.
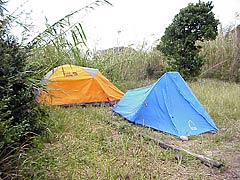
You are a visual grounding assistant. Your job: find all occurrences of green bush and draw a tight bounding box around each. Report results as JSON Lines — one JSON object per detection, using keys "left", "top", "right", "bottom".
{"left": 0, "top": 38, "right": 46, "bottom": 144}
{"left": 0, "top": 3, "right": 48, "bottom": 178}
{"left": 157, "top": 1, "right": 219, "bottom": 79}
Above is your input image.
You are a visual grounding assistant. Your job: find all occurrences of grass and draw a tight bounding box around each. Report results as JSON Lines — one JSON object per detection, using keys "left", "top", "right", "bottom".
{"left": 199, "top": 31, "right": 240, "bottom": 82}
{"left": 18, "top": 79, "right": 240, "bottom": 179}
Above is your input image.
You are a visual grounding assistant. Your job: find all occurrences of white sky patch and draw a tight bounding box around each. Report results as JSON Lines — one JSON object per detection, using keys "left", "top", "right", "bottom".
{"left": 7, "top": 0, "right": 240, "bottom": 51}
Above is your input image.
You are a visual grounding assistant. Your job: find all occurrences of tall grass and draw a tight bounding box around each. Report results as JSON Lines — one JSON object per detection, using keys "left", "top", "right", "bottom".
{"left": 26, "top": 0, "right": 112, "bottom": 79}
{"left": 200, "top": 27, "right": 240, "bottom": 82}
{"left": 86, "top": 27, "right": 240, "bottom": 85}
{"left": 28, "top": 21, "right": 239, "bottom": 85}
{"left": 90, "top": 47, "right": 166, "bottom": 84}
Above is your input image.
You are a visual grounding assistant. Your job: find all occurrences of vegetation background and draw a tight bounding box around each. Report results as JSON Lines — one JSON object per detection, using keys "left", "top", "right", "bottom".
{"left": 0, "top": 0, "right": 239, "bottom": 179}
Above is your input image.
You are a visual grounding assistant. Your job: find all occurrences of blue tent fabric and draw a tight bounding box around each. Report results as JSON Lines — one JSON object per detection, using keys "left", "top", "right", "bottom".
{"left": 112, "top": 72, "right": 218, "bottom": 137}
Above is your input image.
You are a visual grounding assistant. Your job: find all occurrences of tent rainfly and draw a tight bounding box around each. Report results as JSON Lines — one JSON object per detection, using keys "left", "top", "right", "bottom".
{"left": 113, "top": 72, "right": 218, "bottom": 137}
{"left": 38, "top": 64, "right": 124, "bottom": 106}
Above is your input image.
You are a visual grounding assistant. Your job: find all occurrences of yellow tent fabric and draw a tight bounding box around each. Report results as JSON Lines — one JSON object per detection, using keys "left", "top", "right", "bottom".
{"left": 38, "top": 64, "right": 124, "bottom": 106}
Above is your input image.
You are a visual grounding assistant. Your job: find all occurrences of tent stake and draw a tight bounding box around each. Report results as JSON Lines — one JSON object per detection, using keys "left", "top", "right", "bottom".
{"left": 138, "top": 133, "right": 223, "bottom": 168}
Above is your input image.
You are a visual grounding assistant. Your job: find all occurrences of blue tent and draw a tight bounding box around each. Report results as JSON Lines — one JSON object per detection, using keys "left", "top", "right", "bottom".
{"left": 113, "top": 72, "right": 218, "bottom": 137}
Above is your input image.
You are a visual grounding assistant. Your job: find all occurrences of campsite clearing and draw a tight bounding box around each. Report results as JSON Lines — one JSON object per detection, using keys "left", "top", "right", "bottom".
{"left": 20, "top": 79, "right": 240, "bottom": 179}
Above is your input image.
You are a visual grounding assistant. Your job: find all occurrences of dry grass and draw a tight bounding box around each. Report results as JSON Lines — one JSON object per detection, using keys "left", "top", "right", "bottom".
{"left": 200, "top": 31, "right": 240, "bottom": 82}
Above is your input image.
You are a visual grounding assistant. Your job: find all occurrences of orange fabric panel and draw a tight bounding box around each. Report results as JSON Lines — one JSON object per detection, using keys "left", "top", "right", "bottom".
{"left": 44, "top": 79, "right": 93, "bottom": 105}
{"left": 95, "top": 72, "right": 124, "bottom": 100}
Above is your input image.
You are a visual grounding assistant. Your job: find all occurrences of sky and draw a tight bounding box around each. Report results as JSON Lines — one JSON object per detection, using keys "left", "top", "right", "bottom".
{"left": 7, "top": 0, "right": 240, "bottom": 51}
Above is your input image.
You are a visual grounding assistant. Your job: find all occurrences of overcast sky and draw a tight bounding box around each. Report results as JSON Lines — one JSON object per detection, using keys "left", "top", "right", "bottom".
{"left": 7, "top": 0, "right": 240, "bottom": 51}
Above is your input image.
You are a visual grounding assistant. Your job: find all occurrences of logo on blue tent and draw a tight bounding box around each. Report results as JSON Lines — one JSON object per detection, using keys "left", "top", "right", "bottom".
{"left": 188, "top": 120, "right": 197, "bottom": 131}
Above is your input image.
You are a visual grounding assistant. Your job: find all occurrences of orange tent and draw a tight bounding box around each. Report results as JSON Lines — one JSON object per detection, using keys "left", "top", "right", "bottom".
{"left": 38, "top": 64, "right": 124, "bottom": 106}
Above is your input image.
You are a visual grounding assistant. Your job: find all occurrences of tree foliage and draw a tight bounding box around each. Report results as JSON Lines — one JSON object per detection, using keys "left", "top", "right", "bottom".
{"left": 157, "top": 1, "right": 219, "bottom": 79}
{"left": 0, "top": 1, "right": 48, "bottom": 177}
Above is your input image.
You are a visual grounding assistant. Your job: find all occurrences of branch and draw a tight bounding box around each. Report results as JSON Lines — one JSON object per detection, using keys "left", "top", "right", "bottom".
{"left": 139, "top": 133, "right": 223, "bottom": 168}
{"left": 200, "top": 59, "right": 229, "bottom": 77}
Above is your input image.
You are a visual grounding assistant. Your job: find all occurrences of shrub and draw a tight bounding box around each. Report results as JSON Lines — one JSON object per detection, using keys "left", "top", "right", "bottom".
{"left": 0, "top": 2, "right": 48, "bottom": 178}
{"left": 157, "top": 1, "right": 219, "bottom": 79}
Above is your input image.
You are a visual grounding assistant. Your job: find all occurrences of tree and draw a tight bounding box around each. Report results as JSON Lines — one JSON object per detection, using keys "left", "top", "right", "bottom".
{"left": 157, "top": 1, "right": 219, "bottom": 79}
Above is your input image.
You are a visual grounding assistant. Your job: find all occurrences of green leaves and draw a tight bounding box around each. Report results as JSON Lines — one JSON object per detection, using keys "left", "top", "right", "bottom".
{"left": 0, "top": 9, "right": 48, "bottom": 177}
{"left": 158, "top": 1, "right": 219, "bottom": 79}
{"left": 27, "top": 0, "right": 113, "bottom": 77}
